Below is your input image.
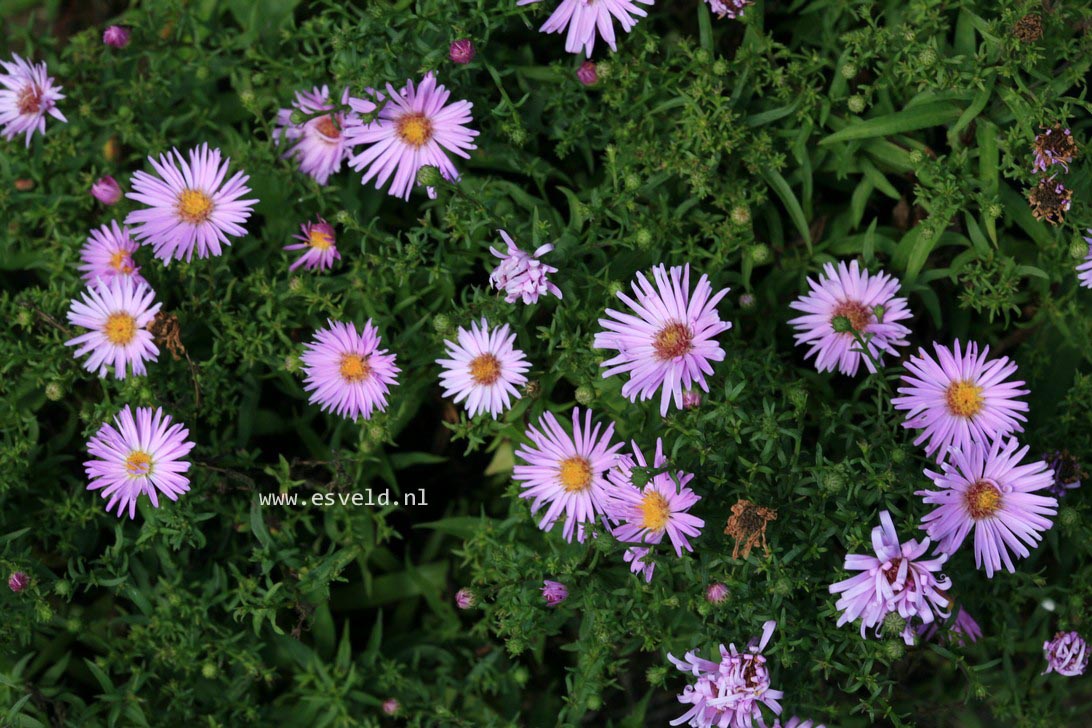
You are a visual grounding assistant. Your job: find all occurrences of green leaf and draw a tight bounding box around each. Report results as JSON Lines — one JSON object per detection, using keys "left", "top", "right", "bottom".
{"left": 819, "top": 103, "right": 962, "bottom": 145}
{"left": 760, "top": 167, "right": 811, "bottom": 251}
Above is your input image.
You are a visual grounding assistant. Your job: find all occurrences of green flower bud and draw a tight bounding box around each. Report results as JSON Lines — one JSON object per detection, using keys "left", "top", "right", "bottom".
{"left": 416, "top": 165, "right": 442, "bottom": 187}
{"left": 201, "top": 662, "right": 219, "bottom": 679}
{"left": 513, "top": 666, "right": 530, "bottom": 686}
{"left": 1069, "top": 239, "right": 1089, "bottom": 260}
{"left": 831, "top": 315, "right": 853, "bottom": 333}
{"left": 918, "top": 48, "right": 937, "bottom": 67}
{"left": 840, "top": 62, "right": 858, "bottom": 79}
{"left": 890, "top": 447, "right": 907, "bottom": 464}
{"left": 635, "top": 228, "right": 653, "bottom": 248}
{"left": 1059, "top": 506, "right": 1079, "bottom": 529}
{"left": 882, "top": 611, "right": 906, "bottom": 637}
{"left": 54, "top": 580, "right": 72, "bottom": 597}
{"left": 625, "top": 173, "right": 641, "bottom": 191}
{"left": 712, "top": 59, "right": 728, "bottom": 76}
{"left": 16, "top": 309, "right": 32, "bottom": 328}
{"left": 586, "top": 695, "right": 602, "bottom": 711}
{"left": 44, "top": 382, "right": 63, "bottom": 401}
{"left": 288, "top": 276, "right": 303, "bottom": 293}
{"left": 786, "top": 384, "right": 808, "bottom": 410}
{"left": 986, "top": 202, "right": 1003, "bottom": 219}
{"left": 574, "top": 385, "right": 594, "bottom": 406}
{"left": 750, "top": 243, "right": 772, "bottom": 265}
{"left": 820, "top": 468, "right": 845, "bottom": 493}
{"left": 730, "top": 205, "right": 751, "bottom": 226}
{"left": 908, "top": 149, "right": 925, "bottom": 164}
{"left": 847, "top": 95, "right": 867, "bottom": 114}
{"left": 646, "top": 665, "right": 668, "bottom": 685}
{"left": 334, "top": 209, "right": 353, "bottom": 226}
{"left": 882, "top": 638, "right": 905, "bottom": 661}
{"left": 432, "top": 314, "right": 451, "bottom": 334}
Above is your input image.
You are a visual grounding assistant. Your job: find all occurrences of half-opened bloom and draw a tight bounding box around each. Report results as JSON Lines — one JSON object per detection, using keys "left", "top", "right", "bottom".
{"left": 0, "top": 53, "right": 66, "bottom": 146}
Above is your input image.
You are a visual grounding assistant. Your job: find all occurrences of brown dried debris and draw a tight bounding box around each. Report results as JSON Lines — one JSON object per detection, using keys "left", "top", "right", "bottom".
{"left": 148, "top": 311, "right": 186, "bottom": 361}
{"left": 1012, "top": 14, "right": 1043, "bottom": 43}
{"left": 724, "top": 499, "right": 777, "bottom": 559}
{"left": 1027, "top": 178, "right": 1072, "bottom": 226}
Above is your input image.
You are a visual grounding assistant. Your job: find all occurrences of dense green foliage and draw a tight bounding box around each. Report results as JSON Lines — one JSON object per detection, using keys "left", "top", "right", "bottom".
{"left": 3, "top": 0, "right": 1092, "bottom": 725}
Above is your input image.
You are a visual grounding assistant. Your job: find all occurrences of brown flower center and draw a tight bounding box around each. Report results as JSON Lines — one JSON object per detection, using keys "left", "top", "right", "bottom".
{"left": 945, "top": 380, "right": 984, "bottom": 418}
{"left": 832, "top": 300, "right": 872, "bottom": 333}
{"left": 639, "top": 491, "right": 671, "bottom": 531}
{"left": 964, "top": 480, "right": 1002, "bottom": 519}
{"left": 17, "top": 84, "right": 42, "bottom": 114}
{"left": 653, "top": 322, "right": 693, "bottom": 361}
{"left": 469, "top": 353, "right": 502, "bottom": 386}
{"left": 104, "top": 312, "right": 137, "bottom": 345}
{"left": 558, "top": 456, "right": 592, "bottom": 492}
{"left": 396, "top": 112, "right": 433, "bottom": 147}
{"left": 177, "top": 188, "right": 214, "bottom": 224}
{"left": 314, "top": 115, "right": 340, "bottom": 139}
{"left": 339, "top": 353, "right": 371, "bottom": 383}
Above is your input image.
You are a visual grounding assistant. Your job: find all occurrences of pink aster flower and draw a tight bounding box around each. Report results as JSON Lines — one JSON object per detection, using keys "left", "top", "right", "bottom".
{"left": 788, "top": 260, "right": 912, "bottom": 376}
{"left": 706, "top": 0, "right": 752, "bottom": 19}
{"left": 125, "top": 144, "right": 257, "bottom": 263}
{"left": 1077, "top": 231, "right": 1092, "bottom": 288}
{"left": 542, "top": 579, "right": 569, "bottom": 606}
{"left": 513, "top": 407, "right": 624, "bottom": 542}
{"left": 0, "top": 53, "right": 66, "bottom": 147}
{"left": 79, "top": 221, "right": 143, "bottom": 284}
{"left": 8, "top": 572, "right": 29, "bottom": 593}
{"left": 345, "top": 72, "right": 478, "bottom": 201}
{"left": 84, "top": 405, "right": 196, "bottom": 519}
{"left": 516, "top": 0, "right": 653, "bottom": 58}
{"left": 594, "top": 264, "right": 731, "bottom": 416}
{"left": 90, "top": 175, "right": 123, "bottom": 205}
{"left": 916, "top": 606, "right": 982, "bottom": 647}
{"left": 274, "top": 86, "right": 363, "bottom": 186}
{"left": 605, "top": 438, "right": 704, "bottom": 556}
{"left": 65, "top": 276, "right": 160, "bottom": 379}
{"left": 829, "top": 510, "right": 952, "bottom": 644}
{"left": 624, "top": 546, "right": 655, "bottom": 582}
{"left": 437, "top": 318, "right": 531, "bottom": 418}
{"left": 918, "top": 438, "right": 1057, "bottom": 578}
{"left": 1043, "top": 631, "right": 1088, "bottom": 677}
{"left": 489, "top": 230, "right": 563, "bottom": 304}
{"left": 892, "top": 340, "right": 1029, "bottom": 461}
{"left": 300, "top": 320, "right": 400, "bottom": 421}
{"left": 285, "top": 217, "right": 340, "bottom": 272}
{"left": 103, "top": 26, "right": 131, "bottom": 48}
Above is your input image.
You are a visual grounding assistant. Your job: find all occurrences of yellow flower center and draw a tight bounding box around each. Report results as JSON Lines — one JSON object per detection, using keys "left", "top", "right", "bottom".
{"left": 558, "top": 456, "right": 592, "bottom": 492}
{"left": 104, "top": 312, "right": 137, "bottom": 345}
{"left": 339, "top": 353, "right": 371, "bottom": 383}
{"left": 314, "top": 115, "right": 340, "bottom": 139}
{"left": 109, "top": 250, "right": 133, "bottom": 274}
{"left": 946, "top": 380, "right": 984, "bottom": 418}
{"left": 125, "top": 450, "right": 153, "bottom": 477}
{"left": 308, "top": 228, "right": 334, "bottom": 250}
{"left": 639, "top": 491, "right": 671, "bottom": 531}
{"left": 469, "top": 353, "right": 501, "bottom": 385}
{"left": 396, "top": 112, "right": 433, "bottom": 147}
{"left": 964, "top": 480, "right": 1002, "bottom": 519}
{"left": 653, "top": 322, "right": 693, "bottom": 361}
{"left": 831, "top": 300, "right": 872, "bottom": 333}
{"left": 177, "top": 188, "right": 214, "bottom": 224}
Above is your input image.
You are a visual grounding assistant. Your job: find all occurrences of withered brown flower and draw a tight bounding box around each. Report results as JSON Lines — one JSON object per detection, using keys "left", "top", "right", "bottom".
{"left": 147, "top": 311, "right": 186, "bottom": 361}
{"left": 1012, "top": 14, "right": 1043, "bottom": 43}
{"left": 724, "top": 499, "right": 777, "bottom": 559}
{"left": 1027, "top": 178, "right": 1072, "bottom": 226}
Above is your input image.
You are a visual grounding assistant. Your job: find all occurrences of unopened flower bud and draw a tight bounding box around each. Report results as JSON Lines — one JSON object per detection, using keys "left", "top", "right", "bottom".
{"left": 455, "top": 587, "right": 476, "bottom": 609}
{"left": 574, "top": 385, "right": 594, "bottom": 406}
{"left": 848, "top": 95, "right": 867, "bottom": 114}
{"left": 416, "top": 165, "right": 442, "bottom": 187}
{"left": 8, "top": 572, "right": 29, "bottom": 592}
{"left": 577, "top": 61, "right": 597, "bottom": 86}
{"left": 103, "top": 25, "right": 131, "bottom": 49}
{"left": 91, "top": 175, "right": 123, "bottom": 205}
{"left": 449, "top": 39, "right": 475, "bottom": 65}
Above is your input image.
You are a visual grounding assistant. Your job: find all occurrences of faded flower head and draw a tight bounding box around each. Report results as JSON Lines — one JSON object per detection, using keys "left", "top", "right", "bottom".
{"left": 1032, "top": 124, "right": 1078, "bottom": 173}
{"left": 0, "top": 53, "right": 67, "bottom": 147}
{"left": 274, "top": 85, "right": 361, "bottom": 186}
{"left": 1044, "top": 449, "right": 1084, "bottom": 498}
{"left": 489, "top": 230, "right": 563, "bottom": 304}
{"left": 1012, "top": 14, "right": 1043, "bottom": 43}
{"left": 724, "top": 499, "right": 777, "bottom": 559}
{"left": 381, "top": 698, "right": 400, "bottom": 716}
{"left": 1027, "top": 177, "right": 1072, "bottom": 226}
{"left": 1043, "top": 631, "right": 1088, "bottom": 677}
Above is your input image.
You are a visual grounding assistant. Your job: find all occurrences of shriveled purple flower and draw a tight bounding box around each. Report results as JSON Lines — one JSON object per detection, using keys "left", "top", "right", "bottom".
{"left": 605, "top": 438, "right": 704, "bottom": 556}
{"left": 8, "top": 572, "right": 28, "bottom": 593}
{"left": 892, "top": 340, "right": 1029, "bottom": 461}
{"left": 1077, "top": 231, "right": 1092, "bottom": 288}
{"left": 489, "top": 230, "right": 563, "bottom": 304}
{"left": 273, "top": 85, "right": 363, "bottom": 186}
{"left": 916, "top": 606, "right": 982, "bottom": 647}
{"left": 382, "top": 698, "right": 400, "bottom": 716}
{"left": 517, "top": 0, "right": 653, "bottom": 57}
{"left": 285, "top": 217, "right": 340, "bottom": 272}
{"left": 668, "top": 620, "right": 783, "bottom": 728}
{"left": 918, "top": 438, "right": 1057, "bottom": 578}
{"left": 126, "top": 143, "right": 258, "bottom": 263}
{"left": 1032, "top": 125, "right": 1078, "bottom": 173}
{"left": 595, "top": 264, "right": 731, "bottom": 416}
{"left": 0, "top": 53, "right": 66, "bottom": 147}
{"left": 346, "top": 72, "right": 478, "bottom": 200}
{"left": 542, "top": 579, "right": 568, "bottom": 606}
{"left": 437, "top": 318, "right": 530, "bottom": 418}
{"left": 90, "top": 175, "right": 123, "bottom": 205}
{"left": 85, "top": 405, "right": 196, "bottom": 519}
{"left": 454, "top": 587, "right": 476, "bottom": 609}
{"left": 513, "top": 407, "right": 624, "bottom": 543}
{"left": 79, "top": 221, "right": 143, "bottom": 284}
{"left": 65, "top": 276, "right": 160, "bottom": 379}
{"left": 103, "top": 26, "right": 131, "bottom": 48}
{"left": 1027, "top": 176, "right": 1072, "bottom": 226}
{"left": 1044, "top": 450, "right": 1084, "bottom": 498}
{"left": 705, "top": 583, "right": 729, "bottom": 604}
{"left": 577, "top": 61, "right": 597, "bottom": 86}
{"left": 682, "top": 389, "right": 702, "bottom": 409}
{"left": 1043, "top": 631, "right": 1088, "bottom": 677}
{"left": 707, "top": 0, "right": 752, "bottom": 19}
{"left": 624, "top": 546, "right": 655, "bottom": 582}
{"left": 788, "top": 260, "right": 912, "bottom": 376}
{"left": 299, "top": 320, "right": 400, "bottom": 421}
{"left": 829, "top": 510, "right": 952, "bottom": 644}
{"left": 449, "top": 39, "right": 475, "bottom": 64}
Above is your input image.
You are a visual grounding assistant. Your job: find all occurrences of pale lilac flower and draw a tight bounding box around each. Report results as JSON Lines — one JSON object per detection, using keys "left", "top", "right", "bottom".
{"left": 437, "top": 318, "right": 530, "bottom": 418}
{"left": 8, "top": 572, "right": 28, "bottom": 593}
{"left": 273, "top": 86, "right": 362, "bottom": 186}
{"left": 1077, "top": 231, "right": 1092, "bottom": 288}
{"left": 0, "top": 53, "right": 66, "bottom": 146}
{"left": 489, "top": 230, "right": 562, "bottom": 304}
{"left": 90, "top": 175, "right": 123, "bottom": 205}
{"left": 517, "top": 0, "right": 653, "bottom": 58}
{"left": 125, "top": 144, "right": 257, "bottom": 263}
{"left": 300, "top": 320, "right": 400, "bottom": 421}
{"left": 449, "top": 39, "right": 475, "bottom": 64}
{"left": 829, "top": 511, "right": 952, "bottom": 644}
{"left": 916, "top": 606, "right": 982, "bottom": 647}
{"left": 788, "top": 260, "right": 912, "bottom": 376}
{"left": 707, "top": 0, "right": 752, "bottom": 19}
{"left": 595, "top": 264, "right": 731, "bottom": 416}
{"left": 345, "top": 72, "right": 478, "bottom": 200}
{"left": 624, "top": 546, "right": 655, "bottom": 582}
{"left": 84, "top": 405, "right": 196, "bottom": 519}
{"left": 577, "top": 61, "right": 597, "bottom": 86}
{"left": 542, "top": 579, "right": 569, "bottom": 606}
{"left": 103, "top": 26, "right": 131, "bottom": 48}
{"left": 65, "top": 276, "right": 160, "bottom": 379}
{"left": 454, "top": 587, "right": 476, "bottom": 609}
{"left": 605, "top": 438, "right": 704, "bottom": 556}
{"left": 78, "top": 221, "right": 143, "bottom": 284}
{"left": 918, "top": 438, "right": 1057, "bottom": 578}
{"left": 382, "top": 698, "right": 400, "bottom": 716}
{"left": 513, "top": 407, "right": 624, "bottom": 542}
{"left": 705, "top": 583, "right": 729, "bottom": 604}
{"left": 285, "top": 217, "right": 340, "bottom": 272}
{"left": 892, "top": 340, "right": 1029, "bottom": 460}
{"left": 1044, "top": 450, "right": 1084, "bottom": 498}
{"left": 1043, "top": 631, "right": 1088, "bottom": 677}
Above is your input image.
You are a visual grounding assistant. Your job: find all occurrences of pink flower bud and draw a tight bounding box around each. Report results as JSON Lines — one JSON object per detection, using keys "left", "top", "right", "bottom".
{"left": 454, "top": 587, "right": 476, "bottom": 609}
{"left": 8, "top": 572, "right": 28, "bottom": 593}
{"left": 542, "top": 580, "right": 568, "bottom": 606}
{"left": 705, "top": 583, "right": 729, "bottom": 604}
{"left": 449, "top": 39, "right": 475, "bottom": 65}
{"left": 103, "top": 26, "right": 131, "bottom": 49}
{"left": 381, "top": 698, "right": 400, "bottom": 716}
{"left": 90, "top": 176, "right": 123, "bottom": 205}
{"left": 577, "top": 61, "right": 598, "bottom": 86}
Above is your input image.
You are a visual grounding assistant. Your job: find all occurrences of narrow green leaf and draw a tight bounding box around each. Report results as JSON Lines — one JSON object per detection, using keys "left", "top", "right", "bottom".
{"left": 819, "top": 103, "right": 962, "bottom": 145}
{"left": 760, "top": 167, "right": 811, "bottom": 251}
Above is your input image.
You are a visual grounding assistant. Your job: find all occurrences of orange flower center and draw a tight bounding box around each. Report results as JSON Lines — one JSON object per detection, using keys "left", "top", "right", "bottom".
{"left": 964, "top": 480, "right": 1002, "bottom": 519}
{"left": 831, "top": 300, "right": 872, "bottom": 333}
{"left": 558, "top": 456, "right": 592, "bottom": 492}
{"left": 946, "top": 380, "right": 984, "bottom": 418}
{"left": 396, "top": 112, "right": 433, "bottom": 147}
{"left": 639, "top": 491, "right": 671, "bottom": 531}
{"left": 177, "top": 188, "right": 214, "bottom": 224}
{"left": 109, "top": 250, "right": 133, "bottom": 274}
{"left": 104, "top": 312, "right": 137, "bottom": 345}
{"left": 314, "top": 115, "right": 340, "bottom": 139}
{"left": 339, "top": 353, "right": 371, "bottom": 383}
{"left": 469, "top": 353, "right": 502, "bottom": 385}
{"left": 308, "top": 228, "right": 334, "bottom": 250}
{"left": 125, "top": 450, "right": 153, "bottom": 477}
{"left": 653, "top": 322, "right": 693, "bottom": 361}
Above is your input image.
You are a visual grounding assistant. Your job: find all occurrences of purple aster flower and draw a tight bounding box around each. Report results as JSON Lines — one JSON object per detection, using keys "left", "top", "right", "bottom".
{"left": 1043, "top": 631, "right": 1088, "bottom": 677}
{"left": 489, "top": 230, "right": 563, "bottom": 304}
{"left": 1032, "top": 125, "right": 1078, "bottom": 174}
{"left": 0, "top": 53, "right": 66, "bottom": 147}
{"left": 516, "top": 0, "right": 653, "bottom": 58}
{"left": 103, "top": 25, "right": 131, "bottom": 48}
{"left": 78, "top": 221, "right": 143, "bottom": 284}
{"left": 916, "top": 606, "right": 982, "bottom": 647}
{"left": 449, "top": 39, "right": 475, "bottom": 64}
{"left": 90, "top": 175, "right": 123, "bottom": 205}
{"left": 454, "top": 587, "right": 476, "bottom": 609}
{"left": 542, "top": 579, "right": 569, "bottom": 606}
{"left": 274, "top": 85, "right": 363, "bottom": 186}
{"left": 829, "top": 510, "right": 952, "bottom": 644}
{"left": 707, "top": 0, "right": 753, "bottom": 19}
{"left": 299, "top": 320, "right": 400, "bottom": 421}
{"left": 1044, "top": 450, "right": 1084, "bottom": 498}
{"left": 125, "top": 143, "right": 258, "bottom": 263}
{"left": 513, "top": 407, "right": 624, "bottom": 542}
{"left": 345, "top": 72, "right": 478, "bottom": 200}
{"left": 918, "top": 438, "right": 1057, "bottom": 578}
{"left": 705, "top": 582, "right": 729, "bottom": 604}
{"left": 788, "top": 260, "right": 912, "bottom": 376}
{"left": 668, "top": 620, "right": 783, "bottom": 728}
{"left": 594, "top": 264, "right": 731, "bottom": 416}
{"left": 285, "top": 217, "right": 340, "bottom": 272}
{"left": 624, "top": 546, "right": 656, "bottom": 582}
{"left": 84, "top": 405, "right": 196, "bottom": 519}
{"left": 65, "top": 276, "right": 160, "bottom": 379}
{"left": 8, "top": 571, "right": 28, "bottom": 593}
{"left": 1077, "top": 231, "right": 1092, "bottom": 288}
{"left": 437, "top": 318, "right": 531, "bottom": 418}
{"left": 576, "top": 61, "right": 597, "bottom": 86}
{"left": 605, "top": 438, "right": 704, "bottom": 556}
{"left": 892, "top": 340, "right": 1029, "bottom": 461}
{"left": 772, "top": 719, "right": 826, "bottom": 728}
